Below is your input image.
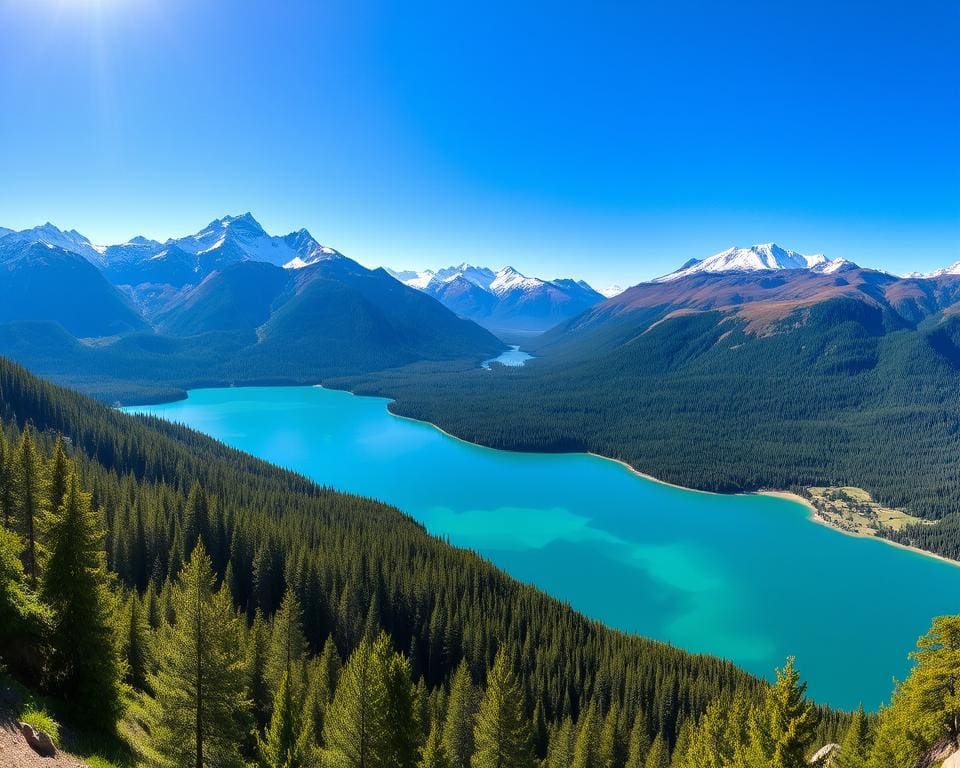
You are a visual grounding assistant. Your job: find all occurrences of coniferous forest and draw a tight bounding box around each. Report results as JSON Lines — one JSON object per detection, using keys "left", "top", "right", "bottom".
{"left": 0, "top": 356, "right": 957, "bottom": 766}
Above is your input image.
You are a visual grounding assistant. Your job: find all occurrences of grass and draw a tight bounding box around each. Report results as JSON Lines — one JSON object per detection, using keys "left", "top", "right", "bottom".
{"left": 807, "top": 486, "right": 930, "bottom": 535}
{"left": 19, "top": 704, "right": 60, "bottom": 747}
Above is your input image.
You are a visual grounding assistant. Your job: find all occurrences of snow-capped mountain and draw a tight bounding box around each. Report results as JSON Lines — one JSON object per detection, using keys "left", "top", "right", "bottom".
{"left": 657, "top": 243, "right": 857, "bottom": 282}
{"left": 906, "top": 261, "right": 960, "bottom": 279}
{"left": 598, "top": 285, "right": 625, "bottom": 298}
{"left": 390, "top": 264, "right": 605, "bottom": 334}
{"left": 0, "top": 222, "right": 106, "bottom": 266}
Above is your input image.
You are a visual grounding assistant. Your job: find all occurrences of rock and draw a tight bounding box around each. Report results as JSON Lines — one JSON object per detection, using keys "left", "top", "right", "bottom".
{"left": 809, "top": 743, "right": 839, "bottom": 765}
{"left": 944, "top": 747, "right": 960, "bottom": 768}
{"left": 19, "top": 721, "right": 56, "bottom": 758}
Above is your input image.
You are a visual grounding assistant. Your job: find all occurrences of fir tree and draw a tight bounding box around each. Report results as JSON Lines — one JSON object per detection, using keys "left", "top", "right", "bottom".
{"left": 420, "top": 721, "right": 452, "bottom": 768}
{"left": 544, "top": 717, "right": 575, "bottom": 768}
{"left": 123, "top": 590, "right": 154, "bottom": 691}
{"left": 643, "top": 733, "right": 669, "bottom": 768}
{"left": 259, "top": 669, "right": 315, "bottom": 768}
{"left": 387, "top": 649, "right": 421, "bottom": 768}
{"left": 149, "top": 542, "right": 248, "bottom": 768}
{"left": 246, "top": 610, "right": 272, "bottom": 730}
{"left": 738, "top": 657, "right": 817, "bottom": 768}
{"left": 47, "top": 437, "right": 69, "bottom": 519}
{"left": 571, "top": 703, "right": 601, "bottom": 768}
{"left": 471, "top": 646, "right": 534, "bottom": 768}
{"left": 13, "top": 426, "right": 48, "bottom": 587}
{"left": 323, "top": 633, "right": 391, "bottom": 768}
{"left": 834, "top": 705, "right": 870, "bottom": 768}
{"left": 599, "top": 702, "right": 625, "bottom": 768}
{"left": 443, "top": 659, "right": 478, "bottom": 768}
{"left": 41, "top": 471, "right": 122, "bottom": 731}
{"left": 268, "top": 587, "right": 309, "bottom": 698}
{"left": 624, "top": 712, "right": 651, "bottom": 768}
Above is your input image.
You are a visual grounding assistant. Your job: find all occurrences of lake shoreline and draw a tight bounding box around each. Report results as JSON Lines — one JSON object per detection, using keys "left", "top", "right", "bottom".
{"left": 127, "top": 381, "right": 959, "bottom": 569}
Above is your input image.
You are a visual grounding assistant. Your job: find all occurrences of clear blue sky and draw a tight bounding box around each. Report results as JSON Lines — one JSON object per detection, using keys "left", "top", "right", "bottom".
{"left": 0, "top": 0, "right": 957, "bottom": 286}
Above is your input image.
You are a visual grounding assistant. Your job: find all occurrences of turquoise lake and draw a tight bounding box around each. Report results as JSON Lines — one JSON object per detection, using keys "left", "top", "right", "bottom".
{"left": 125, "top": 386, "right": 960, "bottom": 710}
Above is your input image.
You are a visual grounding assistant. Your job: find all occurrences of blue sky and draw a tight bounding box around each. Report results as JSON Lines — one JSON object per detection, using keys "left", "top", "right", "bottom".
{"left": 0, "top": 0, "right": 957, "bottom": 286}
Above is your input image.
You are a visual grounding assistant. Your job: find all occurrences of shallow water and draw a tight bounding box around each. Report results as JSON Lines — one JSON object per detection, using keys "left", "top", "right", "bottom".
{"left": 125, "top": 385, "right": 960, "bottom": 709}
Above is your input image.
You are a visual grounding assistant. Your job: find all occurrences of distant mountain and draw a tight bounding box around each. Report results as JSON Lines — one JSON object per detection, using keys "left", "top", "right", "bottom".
{"left": 390, "top": 263, "right": 605, "bottom": 334}
{"left": 598, "top": 284, "right": 625, "bottom": 298}
{"left": 1, "top": 222, "right": 106, "bottom": 267}
{"left": 0, "top": 239, "right": 147, "bottom": 337}
{"left": 906, "top": 260, "right": 960, "bottom": 279}
{"left": 657, "top": 243, "right": 856, "bottom": 282}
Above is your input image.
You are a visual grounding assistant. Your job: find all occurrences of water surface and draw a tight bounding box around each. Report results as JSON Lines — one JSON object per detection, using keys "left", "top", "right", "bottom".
{"left": 481, "top": 345, "right": 534, "bottom": 369}
{"left": 126, "top": 386, "right": 960, "bottom": 709}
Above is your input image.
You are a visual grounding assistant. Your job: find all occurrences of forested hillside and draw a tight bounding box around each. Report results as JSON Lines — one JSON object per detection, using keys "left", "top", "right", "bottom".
{"left": 337, "top": 283, "right": 960, "bottom": 562}
{"left": 0, "top": 355, "right": 846, "bottom": 766}
{"left": 1, "top": 358, "right": 956, "bottom": 768}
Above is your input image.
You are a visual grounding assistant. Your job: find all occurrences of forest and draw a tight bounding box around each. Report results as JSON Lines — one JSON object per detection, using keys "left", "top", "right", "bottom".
{"left": 0, "top": 357, "right": 957, "bottom": 767}
{"left": 336, "top": 302, "right": 960, "bottom": 561}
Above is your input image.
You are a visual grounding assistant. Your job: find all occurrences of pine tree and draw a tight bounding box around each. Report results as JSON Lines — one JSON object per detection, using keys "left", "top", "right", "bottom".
{"left": 834, "top": 705, "right": 870, "bottom": 768}
{"left": 471, "top": 647, "right": 534, "bottom": 768}
{"left": 268, "top": 588, "right": 310, "bottom": 697}
{"left": 544, "top": 717, "right": 575, "bottom": 768}
{"left": 643, "top": 733, "right": 669, "bottom": 768}
{"left": 323, "top": 633, "right": 391, "bottom": 768}
{"left": 443, "top": 659, "right": 478, "bottom": 768}
{"left": 905, "top": 615, "right": 960, "bottom": 747}
{"left": 386, "top": 649, "right": 421, "bottom": 768}
{"left": 624, "top": 712, "right": 651, "bottom": 768}
{"left": 259, "top": 669, "right": 315, "bottom": 768}
{"left": 149, "top": 542, "right": 248, "bottom": 768}
{"left": 246, "top": 610, "right": 272, "bottom": 730}
{"left": 738, "top": 657, "right": 817, "bottom": 768}
{"left": 41, "top": 471, "right": 122, "bottom": 731}
{"left": 123, "top": 591, "right": 154, "bottom": 691}
{"left": 599, "top": 702, "right": 625, "bottom": 768}
{"left": 571, "top": 703, "right": 601, "bottom": 768}
{"left": 47, "top": 437, "right": 70, "bottom": 519}
{"left": 420, "top": 721, "right": 452, "bottom": 768}
{"left": 13, "top": 427, "right": 48, "bottom": 587}
{"left": 673, "top": 699, "right": 729, "bottom": 768}
{"left": 0, "top": 431, "right": 11, "bottom": 528}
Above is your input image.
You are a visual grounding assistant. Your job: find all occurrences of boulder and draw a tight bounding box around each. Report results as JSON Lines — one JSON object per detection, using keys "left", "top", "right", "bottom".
{"left": 19, "top": 721, "right": 56, "bottom": 758}
{"left": 809, "top": 743, "right": 839, "bottom": 765}
{"left": 944, "top": 747, "right": 960, "bottom": 767}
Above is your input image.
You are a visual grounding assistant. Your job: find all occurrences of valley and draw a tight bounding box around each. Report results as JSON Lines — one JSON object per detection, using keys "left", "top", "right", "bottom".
{"left": 125, "top": 384, "right": 960, "bottom": 711}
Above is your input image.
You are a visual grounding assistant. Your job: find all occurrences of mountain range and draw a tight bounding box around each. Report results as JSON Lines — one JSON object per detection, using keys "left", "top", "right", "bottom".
{"left": 387, "top": 264, "right": 607, "bottom": 335}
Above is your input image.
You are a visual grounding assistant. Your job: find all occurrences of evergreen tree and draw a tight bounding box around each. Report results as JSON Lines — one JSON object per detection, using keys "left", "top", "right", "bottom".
{"left": 738, "top": 657, "right": 817, "bottom": 768}
{"left": 471, "top": 647, "right": 534, "bottom": 768}
{"left": 47, "top": 437, "right": 69, "bottom": 519}
{"left": 672, "top": 699, "right": 729, "bottom": 768}
{"left": 13, "top": 427, "right": 48, "bottom": 587}
{"left": 246, "top": 610, "right": 272, "bottom": 730}
{"left": 387, "top": 649, "right": 421, "bottom": 768}
{"left": 41, "top": 471, "right": 122, "bottom": 731}
{"left": 259, "top": 669, "right": 315, "bottom": 768}
{"left": 323, "top": 633, "right": 391, "bottom": 768}
{"left": 834, "top": 705, "right": 870, "bottom": 768}
{"left": 123, "top": 590, "right": 154, "bottom": 691}
{"left": 643, "top": 733, "right": 669, "bottom": 768}
{"left": 420, "top": 721, "right": 452, "bottom": 768}
{"left": 544, "top": 717, "right": 575, "bottom": 768}
{"left": 571, "top": 703, "right": 601, "bottom": 768}
{"left": 906, "top": 615, "right": 960, "bottom": 747}
{"left": 599, "top": 702, "right": 625, "bottom": 768}
{"left": 443, "top": 659, "right": 478, "bottom": 768}
{"left": 624, "top": 712, "right": 651, "bottom": 768}
{"left": 268, "top": 588, "right": 310, "bottom": 697}
{"left": 0, "top": 431, "right": 11, "bottom": 528}
{"left": 149, "top": 542, "right": 248, "bottom": 768}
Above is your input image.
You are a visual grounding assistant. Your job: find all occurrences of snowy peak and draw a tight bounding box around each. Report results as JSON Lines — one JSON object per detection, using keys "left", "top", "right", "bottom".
{"left": 1, "top": 222, "right": 105, "bottom": 265}
{"left": 658, "top": 244, "right": 856, "bottom": 282}
{"left": 489, "top": 266, "right": 545, "bottom": 296}
{"left": 907, "top": 261, "right": 960, "bottom": 279}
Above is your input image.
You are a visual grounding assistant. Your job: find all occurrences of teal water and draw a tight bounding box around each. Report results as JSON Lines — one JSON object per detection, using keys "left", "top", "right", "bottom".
{"left": 481, "top": 345, "right": 534, "bottom": 369}
{"left": 125, "top": 386, "right": 960, "bottom": 709}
